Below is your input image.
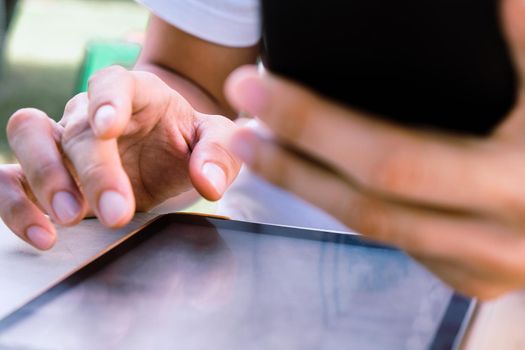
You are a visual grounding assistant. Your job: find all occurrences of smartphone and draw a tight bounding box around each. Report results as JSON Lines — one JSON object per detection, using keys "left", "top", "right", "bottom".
{"left": 261, "top": 0, "right": 516, "bottom": 135}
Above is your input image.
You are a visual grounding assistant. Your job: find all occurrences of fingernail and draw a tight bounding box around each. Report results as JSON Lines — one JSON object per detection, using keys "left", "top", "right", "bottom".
{"left": 230, "top": 134, "right": 254, "bottom": 165}
{"left": 245, "top": 119, "right": 274, "bottom": 139}
{"left": 94, "top": 105, "right": 116, "bottom": 135}
{"left": 233, "top": 77, "right": 268, "bottom": 116}
{"left": 202, "top": 163, "right": 227, "bottom": 195}
{"left": 52, "top": 191, "right": 81, "bottom": 224}
{"left": 98, "top": 191, "right": 130, "bottom": 227}
{"left": 26, "top": 226, "right": 55, "bottom": 250}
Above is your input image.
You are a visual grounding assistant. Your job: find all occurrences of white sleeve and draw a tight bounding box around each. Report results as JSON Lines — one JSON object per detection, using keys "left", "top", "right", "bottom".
{"left": 137, "top": 0, "right": 261, "bottom": 47}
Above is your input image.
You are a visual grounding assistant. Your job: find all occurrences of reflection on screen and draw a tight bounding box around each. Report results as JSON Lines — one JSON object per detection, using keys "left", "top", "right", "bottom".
{"left": 0, "top": 220, "right": 452, "bottom": 350}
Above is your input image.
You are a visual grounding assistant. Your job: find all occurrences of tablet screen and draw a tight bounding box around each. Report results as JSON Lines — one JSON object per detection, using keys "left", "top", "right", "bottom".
{"left": 0, "top": 214, "right": 473, "bottom": 350}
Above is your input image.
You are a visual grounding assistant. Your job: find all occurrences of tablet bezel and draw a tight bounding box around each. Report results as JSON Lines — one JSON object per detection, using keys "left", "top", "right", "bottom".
{"left": 0, "top": 213, "right": 476, "bottom": 349}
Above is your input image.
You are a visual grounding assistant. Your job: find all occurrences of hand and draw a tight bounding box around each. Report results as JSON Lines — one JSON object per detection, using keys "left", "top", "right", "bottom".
{"left": 1, "top": 66, "right": 241, "bottom": 250}
{"left": 224, "top": 0, "right": 525, "bottom": 299}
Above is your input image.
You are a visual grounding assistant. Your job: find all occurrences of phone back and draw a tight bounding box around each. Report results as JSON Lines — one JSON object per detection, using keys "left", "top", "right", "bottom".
{"left": 261, "top": 0, "right": 516, "bottom": 135}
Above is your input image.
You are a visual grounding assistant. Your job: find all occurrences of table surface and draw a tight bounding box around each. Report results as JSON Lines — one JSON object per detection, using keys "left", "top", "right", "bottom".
{"left": 0, "top": 212, "right": 158, "bottom": 320}
{"left": 0, "top": 213, "right": 522, "bottom": 349}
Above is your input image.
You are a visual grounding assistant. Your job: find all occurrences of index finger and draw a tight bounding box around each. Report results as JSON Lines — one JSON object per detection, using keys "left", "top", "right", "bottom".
{"left": 87, "top": 66, "right": 172, "bottom": 139}
{"left": 225, "top": 66, "right": 519, "bottom": 217}
{"left": 63, "top": 96, "right": 135, "bottom": 228}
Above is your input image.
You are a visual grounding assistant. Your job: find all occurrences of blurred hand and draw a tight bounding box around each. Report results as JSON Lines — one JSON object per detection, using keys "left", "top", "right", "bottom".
{"left": 0, "top": 66, "right": 240, "bottom": 250}
{"left": 225, "top": 0, "right": 525, "bottom": 299}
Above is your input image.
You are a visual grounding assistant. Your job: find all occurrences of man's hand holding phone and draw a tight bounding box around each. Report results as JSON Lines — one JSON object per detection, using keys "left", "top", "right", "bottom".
{"left": 225, "top": 0, "right": 525, "bottom": 299}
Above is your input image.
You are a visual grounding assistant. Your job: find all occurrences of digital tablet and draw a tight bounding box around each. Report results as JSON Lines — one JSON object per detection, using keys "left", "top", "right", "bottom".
{"left": 0, "top": 214, "right": 475, "bottom": 350}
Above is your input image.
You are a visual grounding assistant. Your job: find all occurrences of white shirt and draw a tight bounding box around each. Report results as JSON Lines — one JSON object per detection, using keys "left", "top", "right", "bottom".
{"left": 137, "top": 0, "right": 261, "bottom": 47}
{"left": 138, "top": 0, "right": 351, "bottom": 232}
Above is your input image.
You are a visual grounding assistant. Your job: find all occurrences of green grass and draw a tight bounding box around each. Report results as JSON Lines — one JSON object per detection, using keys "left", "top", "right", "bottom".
{"left": 0, "top": 0, "right": 149, "bottom": 159}
{"left": 0, "top": 62, "right": 77, "bottom": 161}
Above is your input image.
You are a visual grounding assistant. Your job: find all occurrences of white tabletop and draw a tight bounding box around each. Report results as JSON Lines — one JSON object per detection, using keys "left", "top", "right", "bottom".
{"left": 0, "top": 213, "right": 157, "bottom": 319}
{"left": 462, "top": 290, "right": 525, "bottom": 349}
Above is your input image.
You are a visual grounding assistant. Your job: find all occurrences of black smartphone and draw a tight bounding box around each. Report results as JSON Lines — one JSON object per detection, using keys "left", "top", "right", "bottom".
{"left": 261, "top": 0, "right": 516, "bottom": 135}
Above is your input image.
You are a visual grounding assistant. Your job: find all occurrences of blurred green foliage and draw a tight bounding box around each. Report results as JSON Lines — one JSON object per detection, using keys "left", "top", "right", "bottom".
{"left": 0, "top": 0, "right": 148, "bottom": 160}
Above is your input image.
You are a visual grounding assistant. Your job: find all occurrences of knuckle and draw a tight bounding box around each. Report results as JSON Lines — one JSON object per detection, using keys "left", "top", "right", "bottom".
{"left": 134, "top": 70, "right": 161, "bottom": 84}
{"left": 61, "top": 118, "right": 91, "bottom": 148}
{"left": 88, "top": 65, "right": 127, "bottom": 86}
{"left": 136, "top": 70, "right": 171, "bottom": 95}
{"left": 77, "top": 161, "right": 107, "bottom": 187}
{"left": 0, "top": 167, "right": 22, "bottom": 198}
{"left": 28, "top": 161, "right": 64, "bottom": 191}
{"left": 64, "top": 93, "right": 87, "bottom": 115}
{"left": 3, "top": 194, "right": 31, "bottom": 222}
{"left": 7, "top": 108, "right": 48, "bottom": 139}
{"left": 365, "top": 146, "right": 420, "bottom": 194}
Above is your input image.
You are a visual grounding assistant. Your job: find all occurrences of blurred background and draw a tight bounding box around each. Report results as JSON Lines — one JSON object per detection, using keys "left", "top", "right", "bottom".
{"left": 0, "top": 0, "right": 149, "bottom": 161}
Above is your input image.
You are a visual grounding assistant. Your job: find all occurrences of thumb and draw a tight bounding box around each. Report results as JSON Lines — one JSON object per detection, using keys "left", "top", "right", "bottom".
{"left": 189, "top": 113, "right": 242, "bottom": 201}
{"left": 502, "top": 0, "right": 525, "bottom": 83}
